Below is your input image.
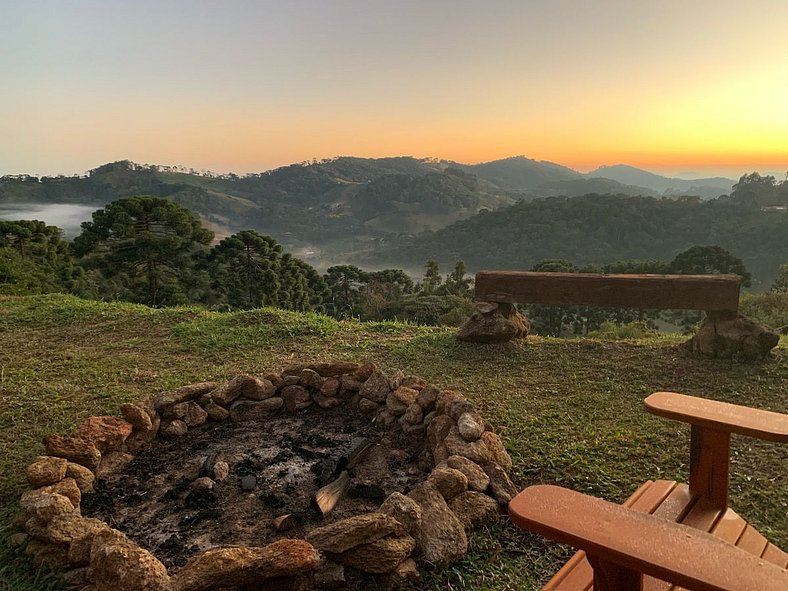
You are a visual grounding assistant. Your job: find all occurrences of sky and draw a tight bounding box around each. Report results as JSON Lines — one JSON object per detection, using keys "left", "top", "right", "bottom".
{"left": 2, "top": 0, "right": 787, "bottom": 178}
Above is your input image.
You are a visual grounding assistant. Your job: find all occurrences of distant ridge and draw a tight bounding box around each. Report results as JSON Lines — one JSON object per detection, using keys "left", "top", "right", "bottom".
{"left": 589, "top": 164, "right": 733, "bottom": 198}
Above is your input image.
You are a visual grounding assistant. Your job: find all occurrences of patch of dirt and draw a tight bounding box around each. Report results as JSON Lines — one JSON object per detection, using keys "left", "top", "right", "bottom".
{"left": 82, "top": 406, "right": 429, "bottom": 573}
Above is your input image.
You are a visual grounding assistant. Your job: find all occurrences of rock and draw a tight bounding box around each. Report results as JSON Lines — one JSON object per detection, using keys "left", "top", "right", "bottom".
{"left": 320, "top": 377, "right": 340, "bottom": 397}
{"left": 120, "top": 404, "right": 153, "bottom": 432}
{"left": 386, "top": 393, "right": 408, "bottom": 416}
{"left": 681, "top": 311, "right": 780, "bottom": 362}
{"left": 61, "top": 567, "right": 89, "bottom": 589}
{"left": 401, "top": 375, "right": 426, "bottom": 390}
{"left": 358, "top": 370, "right": 390, "bottom": 403}
{"left": 444, "top": 426, "right": 493, "bottom": 464}
{"left": 204, "top": 403, "right": 229, "bottom": 421}
{"left": 456, "top": 302, "right": 530, "bottom": 343}
{"left": 191, "top": 477, "right": 214, "bottom": 491}
{"left": 339, "top": 535, "right": 416, "bottom": 574}
{"left": 25, "top": 539, "right": 70, "bottom": 570}
{"left": 281, "top": 385, "right": 312, "bottom": 412}
{"left": 392, "top": 557, "right": 420, "bottom": 583}
{"left": 484, "top": 464, "right": 518, "bottom": 505}
{"left": 314, "top": 559, "right": 345, "bottom": 589}
{"left": 480, "top": 431, "right": 513, "bottom": 472}
{"left": 26, "top": 456, "right": 68, "bottom": 488}
{"left": 96, "top": 452, "right": 134, "bottom": 479}
{"left": 357, "top": 398, "right": 379, "bottom": 414}
{"left": 87, "top": 528, "right": 171, "bottom": 591}
{"left": 447, "top": 491, "right": 500, "bottom": 530}
{"left": 305, "top": 512, "right": 403, "bottom": 554}
{"left": 416, "top": 385, "right": 440, "bottom": 411}
{"left": 457, "top": 412, "right": 485, "bottom": 442}
{"left": 68, "top": 520, "right": 112, "bottom": 566}
{"left": 263, "top": 372, "right": 284, "bottom": 388}
{"left": 391, "top": 369, "right": 406, "bottom": 389}
{"left": 447, "top": 398, "right": 475, "bottom": 421}
{"left": 433, "top": 443, "right": 449, "bottom": 465}
{"left": 182, "top": 401, "right": 208, "bottom": 427}
{"left": 427, "top": 415, "right": 454, "bottom": 449}
{"left": 400, "top": 420, "right": 426, "bottom": 435}
{"left": 447, "top": 455, "right": 490, "bottom": 492}
{"left": 338, "top": 374, "right": 363, "bottom": 395}
{"left": 154, "top": 382, "right": 217, "bottom": 409}
{"left": 299, "top": 368, "right": 325, "bottom": 389}
{"left": 43, "top": 435, "right": 101, "bottom": 471}
{"left": 376, "top": 409, "right": 397, "bottom": 427}
{"left": 159, "top": 401, "right": 188, "bottom": 420}
{"left": 353, "top": 362, "right": 376, "bottom": 381}
{"left": 241, "top": 475, "right": 257, "bottom": 491}
{"left": 392, "top": 386, "right": 418, "bottom": 406}
{"left": 65, "top": 462, "right": 95, "bottom": 493}
{"left": 123, "top": 415, "right": 160, "bottom": 452}
{"left": 407, "top": 481, "right": 468, "bottom": 566}
{"left": 282, "top": 375, "right": 300, "bottom": 386}
{"left": 213, "top": 461, "right": 230, "bottom": 482}
{"left": 21, "top": 492, "right": 75, "bottom": 524}
{"left": 74, "top": 416, "right": 133, "bottom": 453}
{"left": 171, "top": 539, "right": 319, "bottom": 591}
{"left": 160, "top": 419, "right": 188, "bottom": 437}
{"left": 8, "top": 532, "right": 29, "bottom": 547}
{"left": 423, "top": 410, "right": 437, "bottom": 427}
{"left": 401, "top": 403, "right": 423, "bottom": 425}
{"left": 229, "top": 398, "right": 283, "bottom": 422}
{"left": 242, "top": 377, "right": 277, "bottom": 400}
{"left": 428, "top": 467, "right": 468, "bottom": 500}
{"left": 307, "top": 362, "right": 360, "bottom": 377}
{"left": 208, "top": 376, "right": 256, "bottom": 406}
{"left": 435, "top": 390, "right": 465, "bottom": 415}
{"left": 379, "top": 492, "right": 422, "bottom": 537}
{"left": 313, "top": 391, "right": 343, "bottom": 409}
{"left": 38, "top": 513, "right": 108, "bottom": 546}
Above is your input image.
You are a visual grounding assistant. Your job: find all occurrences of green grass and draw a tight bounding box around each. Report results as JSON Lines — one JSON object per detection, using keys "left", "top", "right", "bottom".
{"left": 1, "top": 294, "right": 786, "bottom": 591}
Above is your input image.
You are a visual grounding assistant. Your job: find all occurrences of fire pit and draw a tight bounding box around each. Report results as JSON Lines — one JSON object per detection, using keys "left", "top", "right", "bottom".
{"left": 18, "top": 362, "right": 517, "bottom": 591}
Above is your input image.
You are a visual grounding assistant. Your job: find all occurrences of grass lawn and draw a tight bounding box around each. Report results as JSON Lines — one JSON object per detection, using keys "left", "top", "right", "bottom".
{"left": 1, "top": 294, "right": 786, "bottom": 591}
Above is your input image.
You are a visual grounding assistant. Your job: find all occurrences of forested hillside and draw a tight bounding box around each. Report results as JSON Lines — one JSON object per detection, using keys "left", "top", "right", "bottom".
{"left": 374, "top": 193, "right": 788, "bottom": 288}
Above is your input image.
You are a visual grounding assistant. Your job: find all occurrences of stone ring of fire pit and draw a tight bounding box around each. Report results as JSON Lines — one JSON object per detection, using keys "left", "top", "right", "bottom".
{"left": 18, "top": 361, "right": 517, "bottom": 591}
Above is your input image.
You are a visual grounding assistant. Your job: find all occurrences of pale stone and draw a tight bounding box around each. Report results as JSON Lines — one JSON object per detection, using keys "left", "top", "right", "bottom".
{"left": 379, "top": 492, "right": 422, "bottom": 537}
{"left": 416, "top": 385, "right": 439, "bottom": 411}
{"left": 407, "top": 481, "right": 468, "bottom": 566}
{"left": 451, "top": 491, "right": 499, "bottom": 530}
{"left": 66, "top": 462, "right": 95, "bottom": 493}
{"left": 444, "top": 426, "right": 493, "bottom": 464}
{"left": 154, "top": 382, "right": 217, "bottom": 409}
{"left": 26, "top": 456, "right": 68, "bottom": 488}
{"left": 457, "top": 411, "right": 485, "bottom": 442}
{"left": 306, "top": 512, "right": 404, "bottom": 554}
{"left": 358, "top": 370, "right": 390, "bottom": 403}
{"left": 171, "top": 539, "right": 319, "bottom": 591}
{"left": 160, "top": 419, "right": 188, "bottom": 437}
{"left": 480, "top": 431, "right": 513, "bottom": 472}
{"left": 43, "top": 435, "right": 101, "bottom": 471}
{"left": 213, "top": 461, "right": 230, "bottom": 481}
{"left": 299, "top": 368, "right": 325, "bottom": 389}
{"left": 484, "top": 464, "right": 518, "bottom": 505}
{"left": 88, "top": 529, "right": 171, "bottom": 591}
{"left": 447, "top": 455, "right": 490, "bottom": 492}
{"left": 242, "top": 377, "right": 277, "bottom": 400}
{"left": 120, "top": 403, "right": 153, "bottom": 432}
{"left": 339, "top": 535, "right": 416, "bottom": 574}
{"left": 428, "top": 467, "right": 468, "bottom": 500}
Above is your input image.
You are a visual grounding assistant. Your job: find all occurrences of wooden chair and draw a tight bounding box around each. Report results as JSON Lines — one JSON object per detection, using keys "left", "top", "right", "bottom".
{"left": 508, "top": 392, "right": 788, "bottom": 591}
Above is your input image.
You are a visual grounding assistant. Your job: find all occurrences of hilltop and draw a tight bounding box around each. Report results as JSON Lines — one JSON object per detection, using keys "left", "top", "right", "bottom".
{"left": 0, "top": 294, "right": 786, "bottom": 591}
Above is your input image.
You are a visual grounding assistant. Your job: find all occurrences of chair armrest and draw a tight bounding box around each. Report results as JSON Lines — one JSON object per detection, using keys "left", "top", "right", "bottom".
{"left": 508, "top": 485, "right": 788, "bottom": 591}
{"left": 645, "top": 392, "right": 788, "bottom": 442}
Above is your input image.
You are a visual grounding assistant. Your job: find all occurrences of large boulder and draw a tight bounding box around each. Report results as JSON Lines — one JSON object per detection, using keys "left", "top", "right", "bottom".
{"left": 456, "top": 302, "right": 530, "bottom": 344}
{"left": 407, "top": 481, "right": 468, "bottom": 566}
{"left": 171, "top": 539, "right": 319, "bottom": 591}
{"left": 681, "top": 311, "right": 779, "bottom": 362}
{"left": 88, "top": 529, "right": 171, "bottom": 591}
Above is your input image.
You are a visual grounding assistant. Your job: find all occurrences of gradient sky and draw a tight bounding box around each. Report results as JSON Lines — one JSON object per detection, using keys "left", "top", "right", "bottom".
{"left": 2, "top": 0, "right": 787, "bottom": 178}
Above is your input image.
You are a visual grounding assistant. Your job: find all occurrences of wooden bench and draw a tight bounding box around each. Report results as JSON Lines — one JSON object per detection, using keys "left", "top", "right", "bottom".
{"left": 508, "top": 392, "right": 788, "bottom": 591}
{"left": 474, "top": 272, "right": 742, "bottom": 312}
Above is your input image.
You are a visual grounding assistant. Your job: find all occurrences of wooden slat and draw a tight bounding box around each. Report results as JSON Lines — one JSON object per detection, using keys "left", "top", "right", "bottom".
{"left": 548, "top": 481, "right": 677, "bottom": 591}
{"left": 645, "top": 392, "right": 788, "bottom": 443}
{"left": 689, "top": 426, "right": 730, "bottom": 509}
{"left": 736, "top": 524, "right": 769, "bottom": 558}
{"left": 474, "top": 271, "right": 741, "bottom": 311}
{"left": 761, "top": 543, "right": 788, "bottom": 569}
{"left": 509, "top": 485, "right": 788, "bottom": 591}
{"left": 709, "top": 508, "right": 748, "bottom": 544}
{"left": 651, "top": 483, "right": 696, "bottom": 522}
{"left": 679, "top": 498, "right": 725, "bottom": 533}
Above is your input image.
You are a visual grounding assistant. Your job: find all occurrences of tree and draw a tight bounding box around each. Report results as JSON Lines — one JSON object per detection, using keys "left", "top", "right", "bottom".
{"left": 324, "top": 265, "right": 368, "bottom": 318}
{"left": 669, "top": 245, "right": 751, "bottom": 287}
{"left": 771, "top": 263, "right": 788, "bottom": 293}
{"left": 73, "top": 196, "right": 213, "bottom": 306}
{"left": 422, "top": 260, "right": 442, "bottom": 294}
{"left": 442, "top": 260, "right": 473, "bottom": 296}
{"left": 207, "top": 231, "right": 283, "bottom": 309}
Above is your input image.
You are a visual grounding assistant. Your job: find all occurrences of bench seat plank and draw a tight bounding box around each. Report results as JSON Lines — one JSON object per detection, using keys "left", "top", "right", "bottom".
{"left": 645, "top": 392, "right": 788, "bottom": 442}
{"left": 548, "top": 480, "right": 679, "bottom": 590}
{"left": 761, "top": 543, "right": 788, "bottom": 569}
{"left": 474, "top": 272, "right": 741, "bottom": 311}
{"left": 510, "top": 485, "right": 788, "bottom": 591}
